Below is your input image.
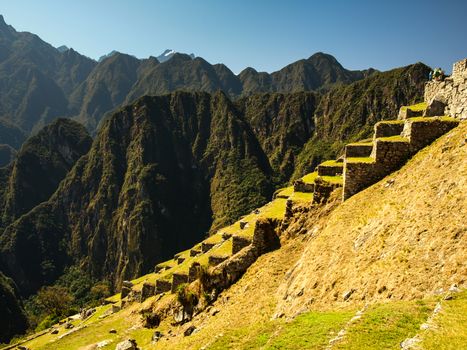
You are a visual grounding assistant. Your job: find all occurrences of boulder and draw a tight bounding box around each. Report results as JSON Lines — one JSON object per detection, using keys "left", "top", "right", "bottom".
{"left": 184, "top": 325, "right": 197, "bottom": 336}
{"left": 152, "top": 330, "right": 163, "bottom": 342}
{"left": 141, "top": 282, "right": 155, "bottom": 301}
{"left": 111, "top": 304, "right": 121, "bottom": 313}
{"left": 115, "top": 339, "right": 137, "bottom": 350}
{"left": 425, "top": 94, "right": 447, "bottom": 116}
{"left": 109, "top": 328, "right": 117, "bottom": 334}
{"left": 122, "top": 280, "right": 133, "bottom": 288}
{"left": 50, "top": 328, "right": 59, "bottom": 334}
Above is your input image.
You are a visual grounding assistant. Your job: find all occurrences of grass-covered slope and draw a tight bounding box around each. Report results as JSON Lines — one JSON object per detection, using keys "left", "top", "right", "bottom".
{"left": 278, "top": 120, "right": 466, "bottom": 315}
{"left": 10, "top": 120, "right": 466, "bottom": 350}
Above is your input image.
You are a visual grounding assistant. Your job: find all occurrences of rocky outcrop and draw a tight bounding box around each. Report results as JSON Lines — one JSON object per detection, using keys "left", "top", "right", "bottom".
{"left": 424, "top": 58, "right": 467, "bottom": 119}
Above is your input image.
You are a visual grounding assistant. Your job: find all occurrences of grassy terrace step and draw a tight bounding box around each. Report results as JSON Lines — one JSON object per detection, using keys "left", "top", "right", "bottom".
{"left": 401, "top": 102, "right": 428, "bottom": 112}
{"left": 275, "top": 186, "right": 293, "bottom": 198}
{"left": 319, "top": 160, "right": 344, "bottom": 167}
{"left": 399, "top": 102, "right": 427, "bottom": 119}
{"left": 288, "top": 190, "right": 313, "bottom": 202}
{"left": 376, "top": 135, "right": 410, "bottom": 142}
{"left": 345, "top": 156, "right": 375, "bottom": 164}
{"left": 302, "top": 171, "right": 318, "bottom": 183}
{"left": 408, "top": 115, "right": 459, "bottom": 123}
{"left": 320, "top": 175, "right": 343, "bottom": 185}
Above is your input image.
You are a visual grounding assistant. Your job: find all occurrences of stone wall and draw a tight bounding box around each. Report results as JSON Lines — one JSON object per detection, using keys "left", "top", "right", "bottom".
{"left": 402, "top": 118, "right": 459, "bottom": 152}
{"left": 343, "top": 117, "right": 459, "bottom": 200}
{"left": 155, "top": 279, "right": 171, "bottom": 294}
{"left": 424, "top": 58, "right": 467, "bottom": 120}
{"left": 171, "top": 273, "right": 188, "bottom": 292}
{"left": 293, "top": 179, "right": 314, "bottom": 193}
{"left": 232, "top": 236, "right": 252, "bottom": 254}
{"left": 344, "top": 139, "right": 411, "bottom": 200}
{"left": 206, "top": 218, "right": 281, "bottom": 292}
{"left": 374, "top": 121, "right": 405, "bottom": 138}
{"left": 344, "top": 143, "right": 372, "bottom": 158}
{"left": 317, "top": 164, "right": 342, "bottom": 176}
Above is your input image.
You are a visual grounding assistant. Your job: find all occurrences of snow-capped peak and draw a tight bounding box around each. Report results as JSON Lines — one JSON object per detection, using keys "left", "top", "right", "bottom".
{"left": 157, "top": 49, "right": 195, "bottom": 63}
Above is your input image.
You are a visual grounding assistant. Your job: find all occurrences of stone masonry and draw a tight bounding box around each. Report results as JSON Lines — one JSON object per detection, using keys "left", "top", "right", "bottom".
{"left": 343, "top": 117, "right": 459, "bottom": 200}
{"left": 171, "top": 273, "right": 189, "bottom": 293}
{"left": 155, "top": 279, "right": 171, "bottom": 294}
{"left": 424, "top": 58, "right": 467, "bottom": 119}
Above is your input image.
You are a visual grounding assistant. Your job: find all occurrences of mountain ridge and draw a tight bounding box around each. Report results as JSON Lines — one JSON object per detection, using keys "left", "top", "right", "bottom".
{"left": 0, "top": 14, "right": 378, "bottom": 142}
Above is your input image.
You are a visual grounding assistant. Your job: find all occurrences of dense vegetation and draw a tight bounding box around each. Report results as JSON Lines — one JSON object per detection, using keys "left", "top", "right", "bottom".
{"left": 0, "top": 271, "right": 28, "bottom": 344}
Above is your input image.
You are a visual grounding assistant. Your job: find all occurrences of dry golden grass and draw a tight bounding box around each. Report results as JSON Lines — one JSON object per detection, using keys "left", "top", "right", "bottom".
{"left": 276, "top": 121, "right": 467, "bottom": 316}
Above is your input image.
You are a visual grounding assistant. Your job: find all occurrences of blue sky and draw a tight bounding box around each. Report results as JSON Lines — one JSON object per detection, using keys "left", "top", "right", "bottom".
{"left": 1, "top": 0, "right": 466, "bottom": 73}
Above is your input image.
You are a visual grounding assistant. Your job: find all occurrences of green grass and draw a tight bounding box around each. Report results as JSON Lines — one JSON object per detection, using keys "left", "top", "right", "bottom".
{"left": 320, "top": 175, "right": 343, "bottom": 185}
{"left": 301, "top": 171, "right": 318, "bottom": 183}
{"left": 208, "top": 310, "right": 355, "bottom": 350}
{"left": 346, "top": 141, "right": 373, "bottom": 147}
{"left": 400, "top": 102, "right": 427, "bottom": 112}
{"left": 319, "top": 160, "right": 344, "bottom": 167}
{"left": 376, "top": 119, "right": 405, "bottom": 125}
{"left": 289, "top": 191, "right": 313, "bottom": 202}
{"left": 377, "top": 135, "right": 410, "bottom": 142}
{"left": 345, "top": 157, "right": 375, "bottom": 164}
{"left": 419, "top": 290, "right": 467, "bottom": 349}
{"left": 275, "top": 186, "right": 294, "bottom": 198}
{"left": 408, "top": 115, "right": 459, "bottom": 123}
{"left": 334, "top": 299, "right": 435, "bottom": 350}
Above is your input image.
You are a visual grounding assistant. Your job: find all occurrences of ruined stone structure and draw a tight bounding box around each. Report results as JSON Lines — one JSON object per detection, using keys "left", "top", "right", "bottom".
{"left": 155, "top": 279, "right": 171, "bottom": 294}
{"left": 424, "top": 58, "right": 467, "bottom": 120}
{"left": 171, "top": 273, "right": 189, "bottom": 292}
{"left": 343, "top": 117, "right": 458, "bottom": 199}
{"left": 232, "top": 236, "right": 252, "bottom": 254}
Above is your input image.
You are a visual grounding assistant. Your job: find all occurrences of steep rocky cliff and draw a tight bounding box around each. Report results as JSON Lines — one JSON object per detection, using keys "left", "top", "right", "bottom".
{"left": 0, "top": 92, "right": 273, "bottom": 295}
{"left": 0, "top": 118, "right": 92, "bottom": 231}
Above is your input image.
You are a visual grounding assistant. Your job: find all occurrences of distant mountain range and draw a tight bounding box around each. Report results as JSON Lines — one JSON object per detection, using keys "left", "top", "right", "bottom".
{"left": 0, "top": 14, "right": 377, "bottom": 140}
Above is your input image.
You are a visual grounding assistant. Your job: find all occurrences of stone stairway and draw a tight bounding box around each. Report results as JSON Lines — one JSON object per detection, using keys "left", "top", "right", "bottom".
{"left": 343, "top": 116, "right": 459, "bottom": 199}
{"left": 281, "top": 114, "right": 459, "bottom": 205}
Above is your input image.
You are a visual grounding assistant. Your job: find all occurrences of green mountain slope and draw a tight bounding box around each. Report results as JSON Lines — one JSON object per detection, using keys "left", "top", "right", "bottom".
{"left": 0, "top": 118, "right": 92, "bottom": 230}
{"left": 0, "top": 92, "right": 273, "bottom": 295}
{"left": 0, "top": 271, "right": 28, "bottom": 344}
